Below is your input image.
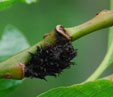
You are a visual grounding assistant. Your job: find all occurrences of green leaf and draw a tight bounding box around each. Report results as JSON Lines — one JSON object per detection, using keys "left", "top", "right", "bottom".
{"left": 0, "top": 0, "right": 16, "bottom": 10}
{"left": 21, "top": 0, "right": 39, "bottom": 4}
{"left": 0, "top": 0, "right": 39, "bottom": 10}
{"left": 37, "top": 80, "right": 113, "bottom": 97}
{"left": 0, "top": 25, "right": 30, "bottom": 97}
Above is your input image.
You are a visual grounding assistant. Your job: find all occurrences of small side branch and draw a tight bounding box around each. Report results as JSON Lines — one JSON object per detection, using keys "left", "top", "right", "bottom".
{"left": 66, "top": 10, "right": 113, "bottom": 41}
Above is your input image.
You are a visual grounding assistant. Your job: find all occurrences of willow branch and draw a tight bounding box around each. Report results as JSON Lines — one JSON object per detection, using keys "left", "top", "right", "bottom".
{"left": 0, "top": 10, "right": 113, "bottom": 80}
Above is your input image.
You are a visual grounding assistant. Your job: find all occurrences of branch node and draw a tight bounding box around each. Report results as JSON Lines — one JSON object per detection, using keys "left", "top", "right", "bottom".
{"left": 17, "top": 62, "right": 25, "bottom": 79}
{"left": 43, "top": 33, "right": 50, "bottom": 39}
{"left": 96, "top": 9, "right": 111, "bottom": 15}
{"left": 45, "top": 43, "right": 51, "bottom": 47}
{"left": 5, "top": 73, "right": 11, "bottom": 79}
{"left": 55, "top": 25, "right": 72, "bottom": 40}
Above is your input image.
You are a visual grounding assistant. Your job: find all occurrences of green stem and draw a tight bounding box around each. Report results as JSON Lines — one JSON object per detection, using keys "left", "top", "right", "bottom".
{"left": 1, "top": 10, "right": 113, "bottom": 80}
{"left": 66, "top": 10, "right": 113, "bottom": 41}
{"left": 85, "top": 41, "right": 113, "bottom": 82}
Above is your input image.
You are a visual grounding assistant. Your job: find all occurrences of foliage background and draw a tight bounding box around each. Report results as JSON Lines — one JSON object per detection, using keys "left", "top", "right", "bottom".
{"left": 0, "top": 0, "right": 111, "bottom": 97}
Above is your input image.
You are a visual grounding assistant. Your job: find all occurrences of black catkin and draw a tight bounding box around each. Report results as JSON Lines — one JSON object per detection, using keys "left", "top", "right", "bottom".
{"left": 25, "top": 28, "right": 77, "bottom": 80}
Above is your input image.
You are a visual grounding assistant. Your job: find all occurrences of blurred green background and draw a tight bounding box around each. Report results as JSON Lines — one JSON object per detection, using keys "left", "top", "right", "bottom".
{"left": 0, "top": 0, "right": 111, "bottom": 97}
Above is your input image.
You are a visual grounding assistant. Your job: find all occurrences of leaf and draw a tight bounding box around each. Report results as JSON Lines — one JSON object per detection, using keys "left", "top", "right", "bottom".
{"left": 37, "top": 80, "right": 113, "bottom": 97}
{"left": 0, "top": 25, "right": 29, "bottom": 60}
{"left": 0, "top": 25, "right": 30, "bottom": 97}
{"left": 0, "top": 0, "right": 16, "bottom": 10}
{"left": 21, "top": 0, "right": 39, "bottom": 4}
{"left": 0, "top": 0, "right": 39, "bottom": 10}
